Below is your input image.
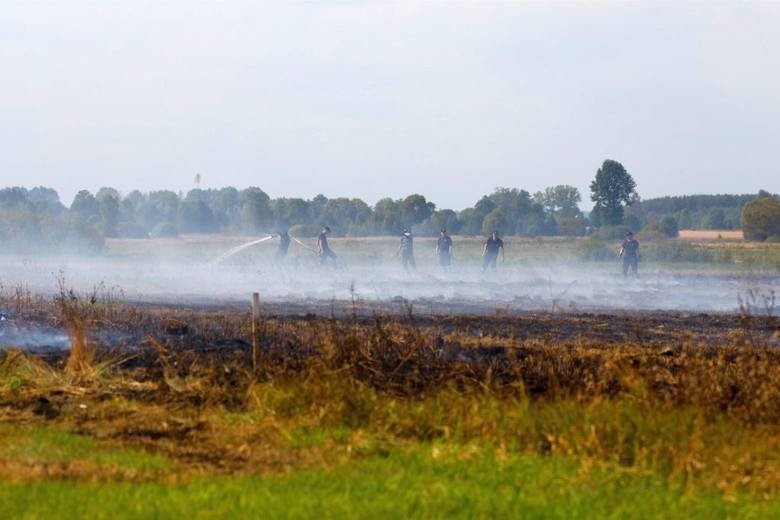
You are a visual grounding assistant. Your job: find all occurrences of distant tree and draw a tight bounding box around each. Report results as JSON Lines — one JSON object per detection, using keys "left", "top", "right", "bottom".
{"left": 178, "top": 200, "right": 216, "bottom": 233}
{"left": 321, "top": 197, "right": 372, "bottom": 235}
{"left": 27, "top": 186, "right": 64, "bottom": 213}
{"left": 677, "top": 208, "right": 693, "bottom": 229}
{"left": 117, "top": 190, "right": 148, "bottom": 237}
{"left": 70, "top": 190, "right": 100, "bottom": 224}
{"left": 96, "top": 188, "right": 120, "bottom": 237}
{"left": 481, "top": 208, "right": 506, "bottom": 235}
{"left": 623, "top": 214, "right": 643, "bottom": 233}
{"left": 127, "top": 191, "right": 180, "bottom": 234}
{"left": 487, "top": 188, "right": 534, "bottom": 234}
{"left": 346, "top": 198, "right": 373, "bottom": 234}
{"left": 0, "top": 187, "right": 33, "bottom": 211}
{"left": 373, "top": 198, "right": 402, "bottom": 235}
{"left": 96, "top": 187, "right": 120, "bottom": 201}
{"left": 184, "top": 188, "right": 209, "bottom": 204}
{"left": 322, "top": 197, "right": 350, "bottom": 232}
{"left": 534, "top": 185, "right": 585, "bottom": 236}
{"left": 535, "top": 185, "right": 582, "bottom": 218}
{"left": 399, "top": 194, "right": 435, "bottom": 228}
{"left": 658, "top": 215, "right": 680, "bottom": 238}
{"left": 456, "top": 208, "right": 482, "bottom": 235}
{"left": 212, "top": 187, "right": 241, "bottom": 230}
{"left": 272, "top": 197, "right": 310, "bottom": 230}
{"left": 642, "top": 194, "right": 761, "bottom": 215}
{"left": 742, "top": 196, "right": 780, "bottom": 241}
{"left": 310, "top": 194, "right": 328, "bottom": 222}
{"left": 474, "top": 195, "right": 497, "bottom": 213}
{"left": 122, "top": 190, "right": 145, "bottom": 214}
{"left": 516, "top": 203, "right": 555, "bottom": 236}
{"left": 621, "top": 202, "right": 646, "bottom": 232}
{"left": 702, "top": 208, "right": 726, "bottom": 229}
{"left": 240, "top": 188, "right": 272, "bottom": 233}
{"left": 147, "top": 191, "right": 180, "bottom": 225}
{"left": 427, "top": 209, "right": 460, "bottom": 235}
{"left": 590, "top": 160, "right": 637, "bottom": 227}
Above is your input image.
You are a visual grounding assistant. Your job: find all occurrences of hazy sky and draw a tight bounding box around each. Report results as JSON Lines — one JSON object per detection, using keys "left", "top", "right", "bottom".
{"left": 1, "top": 1, "right": 778, "bottom": 210}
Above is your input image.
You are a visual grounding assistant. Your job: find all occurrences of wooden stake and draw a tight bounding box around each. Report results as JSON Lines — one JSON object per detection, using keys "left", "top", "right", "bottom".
{"left": 251, "top": 292, "right": 260, "bottom": 371}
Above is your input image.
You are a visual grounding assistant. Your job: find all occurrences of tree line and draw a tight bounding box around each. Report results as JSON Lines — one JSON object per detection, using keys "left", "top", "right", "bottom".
{"left": 625, "top": 194, "right": 759, "bottom": 232}
{"left": 0, "top": 159, "right": 776, "bottom": 251}
{"left": 0, "top": 184, "right": 589, "bottom": 251}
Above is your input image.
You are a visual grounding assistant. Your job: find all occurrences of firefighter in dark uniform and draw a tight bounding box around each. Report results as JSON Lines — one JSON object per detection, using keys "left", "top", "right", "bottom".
{"left": 436, "top": 228, "right": 453, "bottom": 269}
{"left": 397, "top": 228, "right": 416, "bottom": 271}
{"left": 619, "top": 231, "right": 639, "bottom": 277}
{"left": 275, "top": 230, "right": 291, "bottom": 263}
{"left": 482, "top": 231, "right": 504, "bottom": 271}
{"left": 317, "top": 226, "right": 338, "bottom": 265}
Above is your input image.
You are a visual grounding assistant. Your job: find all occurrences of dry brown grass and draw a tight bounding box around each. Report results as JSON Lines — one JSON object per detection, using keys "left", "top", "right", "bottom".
{"left": 0, "top": 293, "right": 779, "bottom": 495}
{"left": 679, "top": 229, "right": 743, "bottom": 240}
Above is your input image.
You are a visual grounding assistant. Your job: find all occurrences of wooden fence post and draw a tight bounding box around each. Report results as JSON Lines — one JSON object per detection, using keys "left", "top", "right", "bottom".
{"left": 251, "top": 292, "right": 260, "bottom": 371}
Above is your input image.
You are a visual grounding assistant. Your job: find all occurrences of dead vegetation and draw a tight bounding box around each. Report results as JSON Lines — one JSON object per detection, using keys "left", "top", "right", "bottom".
{"left": 0, "top": 289, "right": 779, "bottom": 495}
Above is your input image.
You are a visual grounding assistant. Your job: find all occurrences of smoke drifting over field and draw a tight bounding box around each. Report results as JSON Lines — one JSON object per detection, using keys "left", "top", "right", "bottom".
{"left": 0, "top": 236, "right": 776, "bottom": 315}
{"left": 0, "top": 320, "right": 70, "bottom": 351}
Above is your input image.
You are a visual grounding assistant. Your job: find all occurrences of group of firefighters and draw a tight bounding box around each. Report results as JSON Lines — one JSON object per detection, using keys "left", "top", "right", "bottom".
{"left": 272, "top": 227, "right": 640, "bottom": 277}
{"left": 393, "top": 228, "right": 505, "bottom": 272}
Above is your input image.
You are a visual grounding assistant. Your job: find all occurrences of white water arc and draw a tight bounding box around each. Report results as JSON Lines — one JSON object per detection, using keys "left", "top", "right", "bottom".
{"left": 211, "top": 236, "right": 274, "bottom": 265}
{"left": 289, "top": 235, "right": 317, "bottom": 253}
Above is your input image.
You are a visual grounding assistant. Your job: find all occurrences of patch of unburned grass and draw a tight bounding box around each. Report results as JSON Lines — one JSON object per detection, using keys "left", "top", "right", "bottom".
{"left": 0, "top": 447, "right": 777, "bottom": 519}
{"left": 242, "top": 378, "right": 780, "bottom": 497}
{"left": 0, "top": 424, "right": 173, "bottom": 481}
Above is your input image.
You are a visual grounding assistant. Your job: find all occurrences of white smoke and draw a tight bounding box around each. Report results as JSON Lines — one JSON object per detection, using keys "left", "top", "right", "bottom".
{"left": 0, "top": 240, "right": 777, "bottom": 315}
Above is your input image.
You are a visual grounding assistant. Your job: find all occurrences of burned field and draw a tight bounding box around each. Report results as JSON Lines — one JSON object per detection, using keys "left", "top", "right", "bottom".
{"left": 0, "top": 288, "right": 779, "bottom": 516}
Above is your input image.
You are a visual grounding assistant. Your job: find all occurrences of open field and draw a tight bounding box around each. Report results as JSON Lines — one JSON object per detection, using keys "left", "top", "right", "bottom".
{"left": 0, "top": 286, "right": 779, "bottom": 517}
{"left": 0, "top": 236, "right": 778, "bottom": 517}
{"left": 0, "top": 234, "right": 777, "bottom": 314}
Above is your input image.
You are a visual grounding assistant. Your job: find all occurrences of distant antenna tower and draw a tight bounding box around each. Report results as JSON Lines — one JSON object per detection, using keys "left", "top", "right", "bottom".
{"left": 195, "top": 173, "right": 202, "bottom": 189}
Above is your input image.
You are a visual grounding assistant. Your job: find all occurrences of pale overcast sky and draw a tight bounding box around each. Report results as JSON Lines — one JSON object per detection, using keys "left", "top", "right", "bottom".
{"left": 1, "top": 1, "right": 778, "bottom": 209}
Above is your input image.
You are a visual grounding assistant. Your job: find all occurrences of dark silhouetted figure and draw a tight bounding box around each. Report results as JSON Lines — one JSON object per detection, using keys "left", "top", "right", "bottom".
{"left": 619, "top": 231, "right": 639, "bottom": 277}
{"left": 275, "top": 231, "right": 290, "bottom": 263}
{"left": 482, "top": 231, "right": 504, "bottom": 271}
{"left": 397, "top": 228, "right": 416, "bottom": 271}
{"left": 436, "top": 228, "right": 453, "bottom": 269}
{"left": 317, "top": 226, "right": 338, "bottom": 265}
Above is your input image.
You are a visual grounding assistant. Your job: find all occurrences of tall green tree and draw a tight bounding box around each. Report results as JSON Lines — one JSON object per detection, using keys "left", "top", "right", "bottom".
{"left": 589, "top": 160, "right": 637, "bottom": 227}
